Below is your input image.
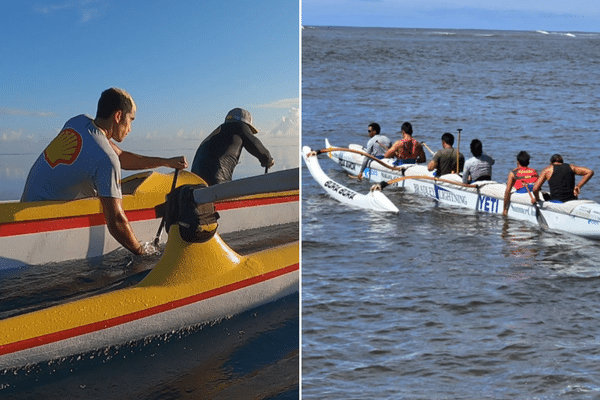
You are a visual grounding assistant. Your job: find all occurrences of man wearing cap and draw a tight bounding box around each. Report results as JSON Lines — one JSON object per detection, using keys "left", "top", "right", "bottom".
{"left": 191, "top": 108, "right": 274, "bottom": 186}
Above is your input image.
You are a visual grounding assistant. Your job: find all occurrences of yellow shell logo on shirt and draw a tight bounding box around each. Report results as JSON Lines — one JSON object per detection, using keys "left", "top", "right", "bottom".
{"left": 44, "top": 128, "right": 83, "bottom": 168}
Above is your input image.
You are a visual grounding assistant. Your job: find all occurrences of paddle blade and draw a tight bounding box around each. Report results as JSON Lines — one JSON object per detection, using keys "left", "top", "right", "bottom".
{"left": 535, "top": 205, "right": 549, "bottom": 230}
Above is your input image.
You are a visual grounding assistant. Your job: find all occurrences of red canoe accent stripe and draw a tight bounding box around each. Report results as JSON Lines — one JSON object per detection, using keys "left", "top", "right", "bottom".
{"left": 0, "top": 195, "right": 298, "bottom": 237}
{"left": 215, "top": 195, "right": 298, "bottom": 211}
{"left": 0, "top": 263, "right": 298, "bottom": 357}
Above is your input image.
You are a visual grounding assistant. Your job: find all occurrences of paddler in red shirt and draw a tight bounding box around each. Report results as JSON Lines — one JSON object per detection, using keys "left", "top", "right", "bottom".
{"left": 384, "top": 122, "right": 426, "bottom": 165}
{"left": 503, "top": 151, "right": 539, "bottom": 216}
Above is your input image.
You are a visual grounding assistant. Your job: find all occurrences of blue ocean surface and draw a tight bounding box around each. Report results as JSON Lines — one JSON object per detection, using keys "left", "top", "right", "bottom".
{"left": 302, "top": 27, "right": 600, "bottom": 399}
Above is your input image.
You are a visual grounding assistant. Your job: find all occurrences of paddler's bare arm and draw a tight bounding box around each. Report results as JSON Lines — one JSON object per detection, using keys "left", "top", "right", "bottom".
{"left": 109, "top": 141, "right": 188, "bottom": 170}
{"left": 384, "top": 141, "right": 400, "bottom": 158}
{"left": 502, "top": 172, "right": 517, "bottom": 216}
{"left": 531, "top": 167, "right": 551, "bottom": 204}
{"left": 119, "top": 151, "right": 187, "bottom": 170}
{"left": 572, "top": 164, "right": 594, "bottom": 197}
{"left": 427, "top": 159, "right": 437, "bottom": 172}
{"left": 100, "top": 196, "right": 144, "bottom": 255}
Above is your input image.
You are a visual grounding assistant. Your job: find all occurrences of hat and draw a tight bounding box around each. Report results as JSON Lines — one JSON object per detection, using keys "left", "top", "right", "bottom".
{"left": 225, "top": 108, "right": 258, "bottom": 134}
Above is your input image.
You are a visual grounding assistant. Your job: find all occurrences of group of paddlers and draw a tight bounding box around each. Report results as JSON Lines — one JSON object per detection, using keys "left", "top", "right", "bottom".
{"left": 357, "top": 122, "right": 595, "bottom": 216}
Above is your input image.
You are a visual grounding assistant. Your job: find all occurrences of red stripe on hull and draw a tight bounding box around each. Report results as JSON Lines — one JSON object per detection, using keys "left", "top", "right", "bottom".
{"left": 0, "top": 195, "right": 298, "bottom": 237}
{"left": 0, "top": 263, "right": 298, "bottom": 358}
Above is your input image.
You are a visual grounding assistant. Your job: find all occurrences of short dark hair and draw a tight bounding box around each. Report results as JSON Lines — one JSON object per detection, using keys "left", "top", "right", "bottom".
{"left": 401, "top": 122, "right": 413, "bottom": 135}
{"left": 441, "top": 132, "right": 454, "bottom": 146}
{"left": 550, "top": 154, "right": 563, "bottom": 164}
{"left": 470, "top": 139, "right": 482, "bottom": 157}
{"left": 369, "top": 122, "right": 381, "bottom": 135}
{"left": 516, "top": 151, "right": 530, "bottom": 167}
{"left": 96, "top": 88, "right": 135, "bottom": 119}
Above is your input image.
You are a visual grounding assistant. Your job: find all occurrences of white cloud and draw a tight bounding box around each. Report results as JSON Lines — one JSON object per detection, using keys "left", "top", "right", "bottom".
{"left": 0, "top": 108, "right": 55, "bottom": 119}
{"left": 1, "top": 129, "right": 23, "bottom": 141}
{"left": 33, "top": 0, "right": 105, "bottom": 23}
{"left": 257, "top": 98, "right": 300, "bottom": 109}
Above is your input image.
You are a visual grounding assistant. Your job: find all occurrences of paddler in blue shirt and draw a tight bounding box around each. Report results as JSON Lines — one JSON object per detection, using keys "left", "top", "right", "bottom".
{"left": 531, "top": 154, "right": 594, "bottom": 204}
{"left": 356, "top": 122, "right": 391, "bottom": 180}
{"left": 21, "top": 88, "right": 188, "bottom": 255}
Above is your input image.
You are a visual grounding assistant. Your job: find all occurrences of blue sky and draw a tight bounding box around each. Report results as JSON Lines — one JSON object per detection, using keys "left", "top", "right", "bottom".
{"left": 0, "top": 0, "right": 299, "bottom": 145}
{"left": 302, "top": 0, "right": 600, "bottom": 33}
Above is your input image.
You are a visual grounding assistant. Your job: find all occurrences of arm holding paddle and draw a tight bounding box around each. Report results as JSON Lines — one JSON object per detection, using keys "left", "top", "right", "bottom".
{"left": 531, "top": 167, "right": 552, "bottom": 204}
{"left": 100, "top": 197, "right": 152, "bottom": 255}
{"left": 502, "top": 171, "right": 517, "bottom": 216}
{"left": 109, "top": 141, "right": 188, "bottom": 170}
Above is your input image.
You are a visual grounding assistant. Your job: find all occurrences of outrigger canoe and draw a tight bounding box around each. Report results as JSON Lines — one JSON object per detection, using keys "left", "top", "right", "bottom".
{"left": 317, "top": 139, "right": 600, "bottom": 239}
{"left": 0, "top": 168, "right": 299, "bottom": 370}
{"left": 0, "top": 169, "right": 297, "bottom": 272}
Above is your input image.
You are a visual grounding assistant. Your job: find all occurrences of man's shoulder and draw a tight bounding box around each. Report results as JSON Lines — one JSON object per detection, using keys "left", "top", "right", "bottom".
{"left": 377, "top": 135, "right": 391, "bottom": 143}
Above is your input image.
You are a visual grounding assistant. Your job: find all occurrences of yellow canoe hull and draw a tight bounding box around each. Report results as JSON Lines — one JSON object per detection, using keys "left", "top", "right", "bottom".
{"left": 0, "top": 169, "right": 299, "bottom": 369}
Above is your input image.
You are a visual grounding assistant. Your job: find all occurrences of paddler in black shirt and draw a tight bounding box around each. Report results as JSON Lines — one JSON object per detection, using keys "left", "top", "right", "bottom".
{"left": 531, "top": 153, "right": 594, "bottom": 204}
{"left": 191, "top": 108, "right": 274, "bottom": 186}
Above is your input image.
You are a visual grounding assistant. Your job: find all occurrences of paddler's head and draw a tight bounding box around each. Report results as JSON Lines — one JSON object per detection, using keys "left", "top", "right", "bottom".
{"left": 225, "top": 108, "right": 258, "bottom": 134}
{"left": 368, "top": 122, "right": 380, "bottom": 138}
{"left": 95, "top": 87, "right": 137, "bottom": 142}
{"left": 550, "top": 154, "right": 564, "bottom": 165}
{"left": 516, "top": 151, "right": 531, "bottom": 167}
{"left": 441, "top": 132, "right": 454, "bottom": 148}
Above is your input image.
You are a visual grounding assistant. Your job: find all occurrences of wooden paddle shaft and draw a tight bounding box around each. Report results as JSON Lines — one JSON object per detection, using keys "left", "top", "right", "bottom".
{"left": 456, "top": 128, "right": 462, "bottom": 173}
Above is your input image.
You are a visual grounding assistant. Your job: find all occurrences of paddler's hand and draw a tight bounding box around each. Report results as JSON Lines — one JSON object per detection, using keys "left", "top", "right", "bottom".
{"left": 307, "top": 151, "right": 318, "bottom": 157}
{"left": 137, "top": 241, "right": 160, "bottom": 256}
{"left": 357, "top": 173, "right": 363, "bottom": 180}
{"left": 166, "top": 156, "right": 188, "bottom": 170}
{"left": 574, "top": 185, "right": 581, "bottom": 197}
{"left": 262, "top": 159, "right": 275, "bottom": 168}
{"left": 371, "top": 183, "right": 382, "bottom": 192}
{"left": 530, "top": 196, "right": 537, "bottom": 205}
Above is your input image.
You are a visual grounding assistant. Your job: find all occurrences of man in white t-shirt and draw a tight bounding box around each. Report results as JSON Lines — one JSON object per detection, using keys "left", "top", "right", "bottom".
{"left": 21, "top": 87, "right": 187, "bottom": 255}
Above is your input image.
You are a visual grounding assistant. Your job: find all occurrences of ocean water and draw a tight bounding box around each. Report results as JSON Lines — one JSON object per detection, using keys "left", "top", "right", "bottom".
{"left": 302, "top": 27, "right": 600, "bottom": 399}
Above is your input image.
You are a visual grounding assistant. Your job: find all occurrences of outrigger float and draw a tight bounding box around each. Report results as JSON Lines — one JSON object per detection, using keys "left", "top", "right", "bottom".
{"left": 0, "top": 168, "right": 299, "bottom": 370}
{"left": 0, "top": 170, "right": 294, "bottom": 271}
{"left": 302, "top": 140, "right": 600, "bottom": 240}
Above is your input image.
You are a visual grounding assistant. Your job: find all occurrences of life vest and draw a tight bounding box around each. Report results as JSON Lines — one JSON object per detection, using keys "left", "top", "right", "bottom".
{"left": 513, "top": 166, "right": 538, "bottom": 190}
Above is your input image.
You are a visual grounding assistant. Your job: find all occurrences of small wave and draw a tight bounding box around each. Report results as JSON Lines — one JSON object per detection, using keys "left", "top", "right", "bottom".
{"left": 563, "top": 33, "right": 577, "bottom": 38}
{"left": 535, "top": 30, "right": 550, "bottom": 35}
